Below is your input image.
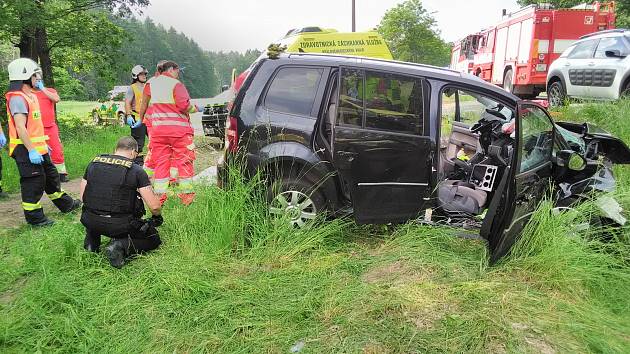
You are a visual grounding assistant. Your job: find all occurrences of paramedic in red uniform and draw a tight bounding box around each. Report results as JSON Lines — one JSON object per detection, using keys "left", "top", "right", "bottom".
{"left": 32, "top": 76, "right": 69, "bottom": 182}
{"left": 138, "top": 60, "right": 201, "bottom": 205}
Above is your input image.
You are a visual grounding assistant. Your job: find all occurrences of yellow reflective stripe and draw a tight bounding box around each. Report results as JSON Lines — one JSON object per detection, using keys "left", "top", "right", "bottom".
{"left": 12, "top": 135, "right": 49, "bottom": 144}
{"left": 144, "top": 167, "right": 154, "bottom": 177}
{"left": 153, "top": 179, "right": 169, "bottom": 193}
{"left": 22, "top": 202, "right": 42, "bottom": 211}
{"left": 47, "top": 191, "right": 66, "bottom": 200}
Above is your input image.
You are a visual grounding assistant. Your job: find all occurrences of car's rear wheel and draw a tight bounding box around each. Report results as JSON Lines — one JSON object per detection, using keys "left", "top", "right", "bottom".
{"left": 548, "top": 81, "right": 567, "bottom": 107}
{"left": 267, "top": 177, "right": 325, "bottom": 227}
{"left": 503, "top": 69, "right": 513, "bottom": 94}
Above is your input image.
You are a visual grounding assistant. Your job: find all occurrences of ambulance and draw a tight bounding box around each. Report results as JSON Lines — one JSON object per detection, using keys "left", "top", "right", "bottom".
{"left": 279, "top": 27, "right": 393, "bottom": 60}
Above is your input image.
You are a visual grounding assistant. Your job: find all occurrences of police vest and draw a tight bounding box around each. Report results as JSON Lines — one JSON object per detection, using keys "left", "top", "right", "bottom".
{"left": 4, "top": 91, "right": 48, "bottom": 156}
{"left": 83, "top": 155, "right": 141, "bottom": 215}
{"left": 130, "top": 82, "right": 144, "bottom": 113}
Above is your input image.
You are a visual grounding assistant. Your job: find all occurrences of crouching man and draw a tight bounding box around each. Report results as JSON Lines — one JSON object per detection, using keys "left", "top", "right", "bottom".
{"left": 80, "top": 136, "right": 163, "bottom": 268}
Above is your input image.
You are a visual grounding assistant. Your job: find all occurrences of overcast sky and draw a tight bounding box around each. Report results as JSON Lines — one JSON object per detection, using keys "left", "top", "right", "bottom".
{"left": 141, "top": 0, "right": 520, "bottom": 52}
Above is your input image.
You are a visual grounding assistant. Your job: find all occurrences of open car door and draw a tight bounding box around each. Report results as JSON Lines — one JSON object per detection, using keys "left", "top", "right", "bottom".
{"left": 481, "top": 102, "right": 555, "bottom": 262}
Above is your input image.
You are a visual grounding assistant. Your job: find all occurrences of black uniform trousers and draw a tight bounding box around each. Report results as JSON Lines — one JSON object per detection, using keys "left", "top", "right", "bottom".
{"left": 12, "top": 145, "right": 75, "bottom": 224}
{"left": 130, "top": 121, "right": 148, "bottom": 153}
{"left": 80, "top": 209, "right": 161, "bottom": 256}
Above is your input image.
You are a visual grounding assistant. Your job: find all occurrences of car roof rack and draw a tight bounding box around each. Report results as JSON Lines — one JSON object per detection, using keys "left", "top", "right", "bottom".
{"left": 580, "top": 28, "right": 629, "bottom": 39}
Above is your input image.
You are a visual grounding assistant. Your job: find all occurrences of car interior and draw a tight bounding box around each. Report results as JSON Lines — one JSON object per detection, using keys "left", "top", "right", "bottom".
{"left": 437, "top": 88, "right": 515, "bottom": 218}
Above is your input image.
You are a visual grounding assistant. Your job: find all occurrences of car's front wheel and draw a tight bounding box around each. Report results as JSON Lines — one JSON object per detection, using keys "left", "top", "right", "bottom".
{"left": 548, "top": 81, "right": 567, "bottom": 107}
{"left": 267, "top": 177, "right": 325, "bottom": 227}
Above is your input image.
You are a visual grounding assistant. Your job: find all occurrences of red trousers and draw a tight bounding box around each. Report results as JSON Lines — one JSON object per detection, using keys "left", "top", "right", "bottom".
{"left": 151, "top": 134, "right": 195, "bottom": 195}
{"left": 44, "top": 124, "right": 66, "bottom": 174}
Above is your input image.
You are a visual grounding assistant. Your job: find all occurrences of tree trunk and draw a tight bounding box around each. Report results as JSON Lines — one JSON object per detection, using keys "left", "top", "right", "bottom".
{"left": 17, "top": 30, "right": 37, "bottom": 60}
{"left": 35, "top": 27, "right": 55, "bottom": 86}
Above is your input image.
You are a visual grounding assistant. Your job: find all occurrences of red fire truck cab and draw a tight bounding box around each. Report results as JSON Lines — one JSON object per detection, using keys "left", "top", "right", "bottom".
{"left": 451, "top": 2, "right": 616, "bottom": 98}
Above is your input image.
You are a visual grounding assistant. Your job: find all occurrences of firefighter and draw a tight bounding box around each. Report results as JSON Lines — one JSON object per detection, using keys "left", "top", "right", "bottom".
{"left": 125, "top": 65, "right": 149, "bottom": 164}
{"left": 80, "top": 136, "right": 163, "bottom": 268}
{"left": 32, "top": 75, "right": 69, "bottom": 182}
{"left": 4, "top": 58, "right": 81, "bottom": 226}
{"left": 138, "top": 60, "right": 202, "bottom": 206}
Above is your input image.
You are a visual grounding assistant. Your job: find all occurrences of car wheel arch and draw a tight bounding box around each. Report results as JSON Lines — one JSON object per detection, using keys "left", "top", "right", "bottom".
{"left": 258, "top": 143, "right": 340, "bottom": 209}
{"left": 619, "top": 72, "right": 630, "bottom": 97}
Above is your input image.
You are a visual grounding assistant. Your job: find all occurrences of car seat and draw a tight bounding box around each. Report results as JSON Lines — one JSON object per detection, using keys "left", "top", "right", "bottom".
{"left": 437, "top": 180, "right": 488, "bottom": 215}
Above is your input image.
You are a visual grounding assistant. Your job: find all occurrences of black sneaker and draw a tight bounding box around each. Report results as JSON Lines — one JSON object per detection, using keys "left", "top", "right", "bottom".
{"left": 31, "top": 219, "right": 55, "bottom": 227}
{"left": 105, "top": 241, "right": 126, "bottom": 269}
{"left": 65, "top": 199, "right": 82, "bottom": 213}
{"left": 60, "top": 174, "right": 70, "bottom": 183}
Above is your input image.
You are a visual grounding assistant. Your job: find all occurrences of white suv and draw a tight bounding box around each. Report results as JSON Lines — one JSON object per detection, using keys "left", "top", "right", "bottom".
{"left": 547, "top": 29, "right": 630, "bottom": 106}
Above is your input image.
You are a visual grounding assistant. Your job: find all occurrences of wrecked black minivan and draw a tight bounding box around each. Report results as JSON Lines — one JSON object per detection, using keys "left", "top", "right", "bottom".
{"left": 218, "top": 53, "right": 630, "bottom": 261}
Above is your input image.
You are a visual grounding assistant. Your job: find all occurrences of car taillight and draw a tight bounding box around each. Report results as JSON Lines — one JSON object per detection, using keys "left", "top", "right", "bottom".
{"left": 225, "top": 116, "right": 238, "bottom": 153}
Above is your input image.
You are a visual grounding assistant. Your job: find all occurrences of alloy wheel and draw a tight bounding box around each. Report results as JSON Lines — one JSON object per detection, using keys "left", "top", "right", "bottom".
{"left": 269, "top": 190, "right": 318, "bottom": 227}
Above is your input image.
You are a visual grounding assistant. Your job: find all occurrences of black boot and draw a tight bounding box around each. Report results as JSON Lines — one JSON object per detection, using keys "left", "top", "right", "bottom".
{"left": 105, "top": 240, "right": 127, "bottom": 269}
{"left": 31, "top": 218, "right": 55, "bottom": 227}
{"left": 60, "top": 174, "right": 70, "bottom": 183}
{"left": 65, "top": 199, "right": 82, "bottom": 213}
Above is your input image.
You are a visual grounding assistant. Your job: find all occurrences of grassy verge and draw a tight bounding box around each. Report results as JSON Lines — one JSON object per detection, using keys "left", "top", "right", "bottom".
{"left": 0, "top": 101, "right": 629, "bottom": 352}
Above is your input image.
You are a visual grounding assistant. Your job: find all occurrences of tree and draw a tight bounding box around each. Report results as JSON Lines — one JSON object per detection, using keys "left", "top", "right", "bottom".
{"left": 517, "top": 0, "right": 630, "bottom": 27}
{"left": 0, "top": 0, "right": 148, "bottom": 85}
{"left": 377, "top": 0, "right": 451, "bottom": 66}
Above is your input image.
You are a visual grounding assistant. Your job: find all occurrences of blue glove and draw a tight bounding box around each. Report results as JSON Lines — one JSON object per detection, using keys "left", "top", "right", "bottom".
{"left": 28, "top": 149, "right": 43, "bottom": 165}
{"left": 196, "top": 104, "right": 204, "bottom": 112}
{"left": 35, "top": 80, "right": 45, "bottom": 90}
{"left": 126, "top": 115, "right": 136, "bottom": 127}
{"left": 131, "top": 120, "right": 142, "bottom": 129}
{"left": 0, "top": 133, "right": 6, "bottom": 148}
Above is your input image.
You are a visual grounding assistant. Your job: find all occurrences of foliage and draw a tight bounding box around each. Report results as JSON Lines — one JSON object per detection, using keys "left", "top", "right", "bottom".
{"left": 207, "top": 49, "right": 262, "bottom": 89}
{"left": 377, "top": 0, "right": 451, "bottom": 66}
{"left": 0, "top": 0, "right": 148, "bottom": 85}
{"left": 517, "top": 0, "right": 630, "bottom": 27}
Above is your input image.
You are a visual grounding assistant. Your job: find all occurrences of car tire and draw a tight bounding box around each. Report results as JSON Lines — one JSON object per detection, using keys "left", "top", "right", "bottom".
{"left": 267, "top": 177, "right": 326, "bottom": 227}
{"left": 503, "top": 69, "right": 513, "bottom": 94}
{"left": 548, "top": 81, "right": 567, "bottom": 107}
{"left": 621, "top": 82, "right": 630, "bottom": 98}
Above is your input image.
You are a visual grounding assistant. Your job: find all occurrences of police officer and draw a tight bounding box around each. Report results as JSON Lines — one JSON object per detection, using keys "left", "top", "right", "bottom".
{"left": 4, "top": 58, "right": 81, "bottom": 226}
{"left": 80, "top": 136, "right": 163, "bottom": 268}
{"left": 125, "top": 65, "right": 148, "bottom": 164}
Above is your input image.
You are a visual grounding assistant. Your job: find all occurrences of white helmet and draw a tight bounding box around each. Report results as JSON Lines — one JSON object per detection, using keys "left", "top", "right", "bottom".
{"left": 7, "top": 58, "right": 42, "bottom": 81}
{"left": 131, "top": 65, "right": 147, "bottom": 80}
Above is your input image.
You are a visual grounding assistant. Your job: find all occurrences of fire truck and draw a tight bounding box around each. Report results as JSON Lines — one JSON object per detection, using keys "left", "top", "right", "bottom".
{"left": 450, "top": 2, "right": 616, "bottom": 98}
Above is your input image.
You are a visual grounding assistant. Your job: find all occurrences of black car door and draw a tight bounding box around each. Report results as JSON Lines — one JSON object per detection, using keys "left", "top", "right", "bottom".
{"left": 481, "top": 102, "right": 555, "bottom": 262}
{"left": 332, "top": 67, "right": 432, "bottom": 224}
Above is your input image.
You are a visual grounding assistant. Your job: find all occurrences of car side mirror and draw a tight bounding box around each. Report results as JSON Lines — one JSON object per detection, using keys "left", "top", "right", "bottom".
{"left": 605, "top": 49, "right": 627, "bottom": 59}
{"left": 556, "top": 150, "right": 587, "bottom": 171}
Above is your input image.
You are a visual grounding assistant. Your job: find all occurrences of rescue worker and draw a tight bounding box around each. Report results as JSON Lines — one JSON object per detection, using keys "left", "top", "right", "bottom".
{"left": 4, "top": 58, "right": 81, "bottom": 226}
{"left": 80, "top": 136, "right": 163, "bottom": 268}
{"left": 32, "top": 75, "right": 69, "bottom": 182}
{"left": 125, "top": 65, "right": 149, "bottom": 164}
{"left": 140, "top": 60, "right": 167, "bottom": 180}
{"left": 138, "top": 60, "right": 202, "bottom": 205}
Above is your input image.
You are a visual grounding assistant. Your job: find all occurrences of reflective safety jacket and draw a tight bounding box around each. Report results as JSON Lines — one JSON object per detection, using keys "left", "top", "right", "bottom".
{"left": 83, "top": 155, "right": 143, "bottom": 216}
{"left": 4, "top": 91, "right": 48, "bottom": 156}
{"left": 130, "top": 82, "right": 144, "bottom": 113}
{"left": 144, "top": 73, "right": 193, "bottom": 137}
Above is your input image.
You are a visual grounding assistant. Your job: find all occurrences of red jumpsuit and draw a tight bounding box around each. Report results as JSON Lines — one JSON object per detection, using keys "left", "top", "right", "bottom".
{"left": 143, "top": 72, "right": 195, "bottom": 205}
{"left": 34, "top": 88, "right": 67, "bottom": 176}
